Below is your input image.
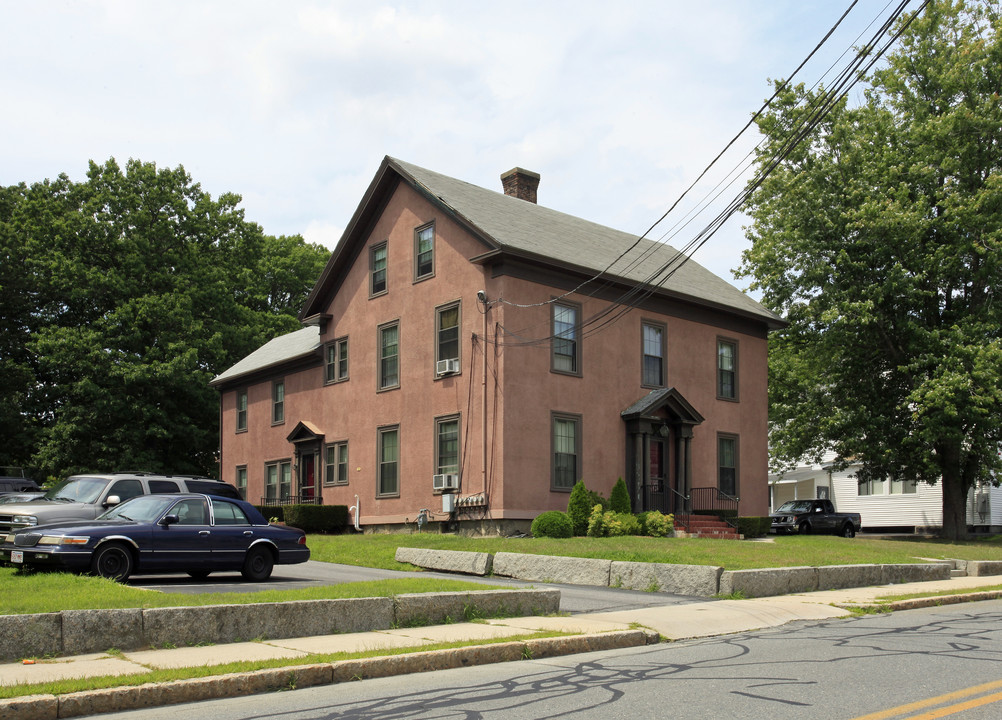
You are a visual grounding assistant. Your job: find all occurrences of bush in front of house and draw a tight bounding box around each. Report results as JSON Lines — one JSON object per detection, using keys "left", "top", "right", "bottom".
{"left": 609, "top": 477, "right": 631, "bottom": 514}
{"left": 255, "top": 505, "right": 285, "bottom": 523}
{"left": 638, "top": 510, "right": 673, "bottom": 537}
{"left": 531, "top": 510, "right": 574, "bottom": 538}
{"left": 283, "top": 505, "right": 350, "bottom": 533}
{"left": 734, "top": 516, "right": 771, "bottom": 538}
{"left": 566, "top": 480, "right": 593, "bottom": 536}
{"left": 588, "top": 504, "right": 644, "bottom": 537}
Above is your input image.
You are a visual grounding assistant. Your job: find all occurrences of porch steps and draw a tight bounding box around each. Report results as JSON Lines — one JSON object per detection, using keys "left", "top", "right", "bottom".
{"left": 674, "top": 516, "right": 740, "bottom": 540}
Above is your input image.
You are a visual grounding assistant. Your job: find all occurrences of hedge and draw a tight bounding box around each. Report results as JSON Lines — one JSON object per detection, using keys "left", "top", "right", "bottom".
{"left": 254, "top": 504, "right": 350, "bottom": 533}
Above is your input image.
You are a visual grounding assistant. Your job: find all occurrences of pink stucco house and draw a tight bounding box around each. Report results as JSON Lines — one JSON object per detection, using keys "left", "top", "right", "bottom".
{"left": 211, "top": 157, "right": 783, "bottom": 533}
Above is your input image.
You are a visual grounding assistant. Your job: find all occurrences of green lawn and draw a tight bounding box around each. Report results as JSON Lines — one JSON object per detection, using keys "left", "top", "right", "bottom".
{"left": 6, "top": 532, "right": 1002, "bottom": 616}
{"left": 308, "top": 532, "right": 1002, "bottom": 571}
{"left": 0, "top": 569, "right": 500, "bottom": 616}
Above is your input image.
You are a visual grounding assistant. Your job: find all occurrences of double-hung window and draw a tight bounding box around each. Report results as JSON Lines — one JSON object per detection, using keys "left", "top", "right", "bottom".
{"left": 325, "top": 442, "right": 348, "bottom": 485}
{"left": 552, "top": 301, "right": 581, "bottom": 375}
{"left": 265, "top": 460, "right": 291, "bottom": 502}
{"left": 378, "top": 322, "right": 399, "bottom": 390}
{"left": 552, "top": 413, "right": 581, "bottom": 491}
{"left": 436, "top": 302, "right": 460, "bottom": 365}
{"left": 378, "top": 426, "right": 399, "bottom": 496}
{"left": 235, "top": 466, "right": 247, "bottom": 499}
{"left": 717, "top": 339, "right": 738, "bottom": 400}
{"left": 436, "top": 416, "right": 460, "bottom": 477}
{"left": 718, "top": 435, "right": 738, "bottom": 497}
{"left": 326, "top": 337, "right": 348, "bottom": 383}
{"left": 272, "top": 380, "right": 285, "bottom": 424}
{"left": 235, "top": 389, "right": 248, "bottom": 432}
{"left": 642, "top": 322, "right": 665, "bottom": 387}
{"left": 415, "top": 223, "right": 434, "bottom": 279}
{"left": 370, "top": 242, "right": 388, "bottom": 296}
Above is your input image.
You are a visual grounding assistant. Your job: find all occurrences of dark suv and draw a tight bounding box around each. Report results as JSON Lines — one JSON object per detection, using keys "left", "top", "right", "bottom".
{"left": 0, "top": 472, "right": 241, "bottom": 533}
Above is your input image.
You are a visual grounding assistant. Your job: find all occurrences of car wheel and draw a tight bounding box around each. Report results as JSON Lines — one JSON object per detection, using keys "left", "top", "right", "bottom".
{"left": 841, "top": 523, "right": 856, "bottom": 538}
{"left": 91, "top": 543, "right": 133, "bottom": 582}
{"left": 187, "top": 570, "right": 212, "bottom": 580}
{"left": 798, "top": 521, "right": 811, "bottom": 535}
{"left": 241, "top": 546, "right": 274, "bottom": 581}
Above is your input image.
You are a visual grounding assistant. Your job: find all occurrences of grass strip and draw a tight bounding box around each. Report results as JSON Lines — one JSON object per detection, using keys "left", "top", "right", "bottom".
{"left": 0, "top": 569, "right": 503, "bottom": 615}
{"left": 874, "top": 583, "right": 1002, "bottom": 602}
{"left": 308, "top": 533, "right": 1002, "bottom": 571}
{"left": 0, "top": 632, "right": 570, "bottom": 700}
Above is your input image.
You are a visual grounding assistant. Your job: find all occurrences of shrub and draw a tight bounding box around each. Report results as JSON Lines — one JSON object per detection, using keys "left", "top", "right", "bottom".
{"left": 734, "top": 516, "right": 771, "bottom": 538}
{"left": 586, "top": 489, "right": 609, "bottom": 511}
{"left": 640, "top": 510, "right": 672, "bottom": 537}
{"left": 609, "top": 478, "right": 631, "bottom": 514}
{"left": 531, "top": 510, "right": 573, "bottom": 538}
{"left": 255, "top": 505, "right": 285, "bottom": 523}
{"left": 283, "top": 505, "right": 350, "bottom": 533}
{"left": 586, "top": 504, "right": 607, "bottom": 537}
{"left": 606, "top": 512, "right": 641, "bottom": 537}
{"left": 566, "top": 480, "right": 592, "bottom": 536}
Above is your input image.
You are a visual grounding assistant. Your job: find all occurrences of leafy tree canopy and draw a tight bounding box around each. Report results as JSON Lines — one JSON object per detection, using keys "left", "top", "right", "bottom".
{"left": 739, "top": 0, "right": 1002, "bottom": 539}
{"left": 0, "top": 158, "right": 329, "bottom": 481}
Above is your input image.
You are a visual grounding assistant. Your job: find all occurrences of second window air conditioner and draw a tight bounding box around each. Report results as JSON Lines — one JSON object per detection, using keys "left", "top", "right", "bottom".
{"left": 433, "top": 473, "right": 459, "bottom": 491}
{"left": 435, "top": 358, "right": 460, "bottom": 376}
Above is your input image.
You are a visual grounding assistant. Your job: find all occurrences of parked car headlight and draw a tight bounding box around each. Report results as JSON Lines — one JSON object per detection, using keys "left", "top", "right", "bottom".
{"left": 37, "top": 535, "right": 89, "bottom": 546}
{"left": 12, "top": 515, "right": 37, "bottom": 526}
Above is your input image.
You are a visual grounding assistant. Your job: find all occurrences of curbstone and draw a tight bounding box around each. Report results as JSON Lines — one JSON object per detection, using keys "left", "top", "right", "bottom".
{"left": 395, "top": 547, "right": 493, "bottom": 575}
{"left": 0, "top": 613, "right": 62, "bottom": 663}
{"left": 62, "top": 609, "right": 144, "bottom": 655}
{"left": 492, "top": 552, "right": 611, "bottom": 586}
{"left": 966, "top": 560, "right": 1002, "bottom": 577}
{"left": 525, "top": 629, "right": 650, "bottom": 659}
{"left": 331, "top": 642, "right": 526, "bottom": 682}
{"left": 141, "top": 598, "right": 394, "bottom": 648}
{"left": 0, "top": 695, "right": 58, "bottom": 720}
{"left": 719, "top": 566, "right": 819, "bottom": 598}
{"left": 610, "top": 562, "right": 722, "bottom": 596}
{"left": 881, "top": 563, "right": 952, "bottom": 584}
{"left": 816, "top": 565, "right": 884, "bottom": 591}
{"left": 394, "top": 589, "right": 560, "bottom": 627}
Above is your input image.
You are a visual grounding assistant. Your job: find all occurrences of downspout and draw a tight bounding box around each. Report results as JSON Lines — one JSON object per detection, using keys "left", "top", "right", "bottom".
{"left": 350, "top": 494, "right": 361, "bottom": 532}
{"left": 479, "top": 290, "right": 488, "bottom": 495}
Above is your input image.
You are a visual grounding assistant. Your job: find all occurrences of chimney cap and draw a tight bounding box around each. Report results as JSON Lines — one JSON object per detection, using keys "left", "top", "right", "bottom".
{"left": 500, "top": 167, "right": 541, "bottom": 182}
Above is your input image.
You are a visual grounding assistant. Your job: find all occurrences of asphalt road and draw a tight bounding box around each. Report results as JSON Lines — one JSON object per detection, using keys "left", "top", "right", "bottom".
{"left": 131, "top": 560, "right": 711, "bottom": 614}
{"left": 88, "top": 599, "right": 1002, "bottom": 720}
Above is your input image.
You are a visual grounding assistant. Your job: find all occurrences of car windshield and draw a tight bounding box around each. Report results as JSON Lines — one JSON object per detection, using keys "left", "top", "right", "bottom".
{"left": 99, "top": 495, "right": 176, "bottom": 523}
{"left": 777, "top": 501, "right": 815, "bottom": 513}
{"left": 43, "top": 477, "right": 109, "bottom": 504}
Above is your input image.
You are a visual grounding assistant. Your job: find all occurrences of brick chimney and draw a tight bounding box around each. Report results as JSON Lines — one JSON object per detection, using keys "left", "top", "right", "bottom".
{"left": 500, "top": 167, "right": 540, "bottom": 204}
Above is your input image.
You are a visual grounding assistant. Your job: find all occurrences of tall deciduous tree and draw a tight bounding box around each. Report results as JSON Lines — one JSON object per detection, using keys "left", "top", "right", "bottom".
{"left": 2, "top": 158, "right": 329, "bottom": 481}
{"left": 740, "top": 0, "right": 1002, "bottom": 539}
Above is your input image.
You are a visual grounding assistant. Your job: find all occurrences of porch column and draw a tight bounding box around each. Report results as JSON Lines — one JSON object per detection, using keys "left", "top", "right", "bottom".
{"left": 679, "top": 425, "right": 693, "bottom": 513}
{"left": 632, "top": 432, "right": 644, "bottom": 509}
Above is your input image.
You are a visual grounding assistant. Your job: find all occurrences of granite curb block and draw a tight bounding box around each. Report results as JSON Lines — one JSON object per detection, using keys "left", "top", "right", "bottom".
{"left": 394, "top": 589, "right": 560, "bottom": 627}
{"left": 0, "top": 631, "right": 653, "bottom": 720}
{"left": 962, "top": 560, "right": 1002, "bottom": 577}
{"left": 610, "top": 561, "right": 722, "bottom": 596}
{"left": 394, "top": 547, "right": 493, "bottom": 575}
{"left": 492, "top": 552, "right": 612, "bottom": 586}
{"left": 0, "top": 589, "right": 553, "bottom": 663}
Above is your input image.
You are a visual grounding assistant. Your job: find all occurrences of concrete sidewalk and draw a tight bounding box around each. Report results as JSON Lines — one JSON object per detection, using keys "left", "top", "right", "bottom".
{"left": 2, "top": 575, "right": 1001, "bottom": 720}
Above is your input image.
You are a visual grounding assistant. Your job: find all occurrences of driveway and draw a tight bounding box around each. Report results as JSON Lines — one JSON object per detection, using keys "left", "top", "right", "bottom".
{"left": 131, "top": 560, "right": 712, "bottom": 614}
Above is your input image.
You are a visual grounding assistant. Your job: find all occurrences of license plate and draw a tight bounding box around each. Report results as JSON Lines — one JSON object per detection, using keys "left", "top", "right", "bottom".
{"left": 10, "top": 550, "right": 23, "bottom": 563}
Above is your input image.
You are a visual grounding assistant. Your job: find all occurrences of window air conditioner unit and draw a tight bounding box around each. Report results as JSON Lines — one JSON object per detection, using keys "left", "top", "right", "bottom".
{"left": 436, "top": 358, "right": 460, "bottom": 376}
{"left": 433, "top": 473, "right": 459, "bottom": 491}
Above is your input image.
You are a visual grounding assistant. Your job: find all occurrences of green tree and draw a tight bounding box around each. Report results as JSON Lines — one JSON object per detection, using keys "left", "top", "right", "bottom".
{"left": 4, "top": 158, "right": 329, "bottom": 480}
{"left": 739, "top": 1, "right": 1002, "bottom": 540}
{"left": 609, "top": 477, "right": 631, "bottom": 514}
{"left": 566, "top": 480, "right": 592, "bottom": 535}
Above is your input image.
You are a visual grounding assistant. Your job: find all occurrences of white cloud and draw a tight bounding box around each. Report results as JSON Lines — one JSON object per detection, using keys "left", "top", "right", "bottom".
{"left": 0, "top": 0, "right": 891, "bottom": 288}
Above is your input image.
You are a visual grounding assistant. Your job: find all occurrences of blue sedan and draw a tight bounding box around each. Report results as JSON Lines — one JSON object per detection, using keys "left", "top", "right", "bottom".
{"left": 0, "top": 494, "right": 309, "bottom": 582}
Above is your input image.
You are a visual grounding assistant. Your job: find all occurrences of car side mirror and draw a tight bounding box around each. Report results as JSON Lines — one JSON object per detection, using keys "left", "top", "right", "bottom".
{"left": 161, "top": 514, "right": 179, "bottom": 526}
{"left": 105, "top": 495, "right": 121, "bottom": 507}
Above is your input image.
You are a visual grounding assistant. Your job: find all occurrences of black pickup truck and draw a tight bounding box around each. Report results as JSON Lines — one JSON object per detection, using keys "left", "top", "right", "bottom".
{"left": 770, "top": 499, "right": 862, "bottom": 537}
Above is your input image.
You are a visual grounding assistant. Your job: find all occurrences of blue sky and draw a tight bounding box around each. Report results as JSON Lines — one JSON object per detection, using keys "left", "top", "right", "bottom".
{"left": 0, "top": 1, "right": 901, "bottom": 289}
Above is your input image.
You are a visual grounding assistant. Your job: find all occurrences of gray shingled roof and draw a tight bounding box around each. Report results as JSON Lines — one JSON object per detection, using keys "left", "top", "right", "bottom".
{"left": 391, "top": 158, "right": 779, "bottom": 324}
{"left": 211, "top": 326, "right": 320, "bottom": 386}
